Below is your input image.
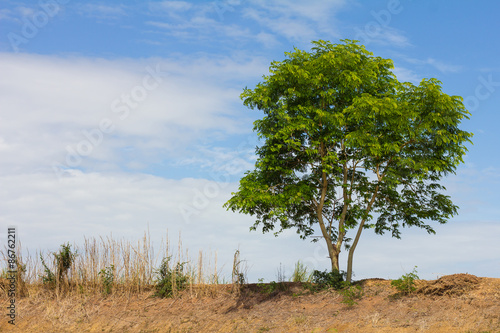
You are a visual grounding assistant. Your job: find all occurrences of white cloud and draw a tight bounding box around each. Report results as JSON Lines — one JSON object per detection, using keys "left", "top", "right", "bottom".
{"left": 392, "top": 66, "right": 421, "bottom": 83}
{"left": 0, "top": 52, "right": 267, "bottom": 176}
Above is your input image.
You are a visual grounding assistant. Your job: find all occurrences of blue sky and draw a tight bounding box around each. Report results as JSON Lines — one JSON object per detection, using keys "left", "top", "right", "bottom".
{"left": 1, "top": 0, "right": 499, "bottom": 282}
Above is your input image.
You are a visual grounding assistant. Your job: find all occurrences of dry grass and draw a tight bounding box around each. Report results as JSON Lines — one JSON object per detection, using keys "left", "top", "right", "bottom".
{"left": 2, "top": 277, "right": 500, "bottom": 332}
{"left": 0, "top": 230, "right": 241, "bottom": 300}
{"left": 2, "top": 233, "right": 500, "bottom": 332}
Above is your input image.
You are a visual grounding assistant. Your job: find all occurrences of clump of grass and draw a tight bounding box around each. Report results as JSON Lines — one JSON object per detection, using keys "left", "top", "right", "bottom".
{"left": 290, "top": 260, "right": 311, "bottom": 282}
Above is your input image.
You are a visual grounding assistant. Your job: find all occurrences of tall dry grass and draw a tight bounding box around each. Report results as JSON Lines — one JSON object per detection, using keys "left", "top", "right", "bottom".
{"left": 0, "top": 230, "right": 244, "bottom": 299}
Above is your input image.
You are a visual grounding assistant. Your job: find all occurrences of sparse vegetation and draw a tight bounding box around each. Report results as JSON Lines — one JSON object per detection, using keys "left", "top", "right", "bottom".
{"left": 99, "top": 265, "right": 114, "bottom": 295}
{"left": 291, "top": 260, "right": 311, "bottom": 283}
{"left": 275, "top": 262, "right": 286, "bottom": 282}
{"left": 391, "top": 266, "right": 419, "bottom": 295}
{"left": 231, "top": 249, "right": 246, "bottom": 295}
{"left": 1, "top": 232, "right": 225, "bottom": 298}
{"left": 257, "top": 278, "right": 288, "bottom": 294}
{"left": 339, "top": 284, "right": 364, "bottom": 307}
{"left": 0, "top": 236, "right": 498, "bottom": 332}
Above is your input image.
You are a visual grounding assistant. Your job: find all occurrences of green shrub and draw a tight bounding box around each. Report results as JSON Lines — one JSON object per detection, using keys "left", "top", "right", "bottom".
{"left": 154, "top": 256, "right": 189, "bottom": 298}
{"left": 311, "top": 269, "right": 346, "bottom": 290}
{"left": 257, "top": 278, "right": 287, "bottom": 294}
{"left": 99, "top": 265, "right": 114, "bottom": 295}
{"left": 39, "top": 243, "right": 77, "bottom": 288}
{"left": 391, "top": 266, "right": 419, "bottom": 295}
{"left": 340, "top": 284, "right": 363, "bottom": 307}
{"left": 54, "top": 243, "right": 77, "bottom": 282}
{"left": 40, "top": 254, "right": 56, "bottom": 286}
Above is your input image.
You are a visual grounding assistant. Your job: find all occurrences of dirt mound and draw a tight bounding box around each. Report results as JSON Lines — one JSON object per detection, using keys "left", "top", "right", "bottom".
{"left": 418, "top": 273, "right": 480, "bottom": 296}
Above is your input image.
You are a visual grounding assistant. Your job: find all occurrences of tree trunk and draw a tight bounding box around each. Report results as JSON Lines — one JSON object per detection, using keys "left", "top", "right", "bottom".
{"left": 329, "top": 245, "right": 340, "bottom": 272}
{"left": 346, "top": 185, "right": 380, "bottom": 283}
{"left": 346, "top": 222, "right": 363, "bottom": 283}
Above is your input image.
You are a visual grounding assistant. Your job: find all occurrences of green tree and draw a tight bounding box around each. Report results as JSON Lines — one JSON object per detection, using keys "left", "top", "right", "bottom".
{"left": 224, "top": 40, "right": 472, "bottom": 282}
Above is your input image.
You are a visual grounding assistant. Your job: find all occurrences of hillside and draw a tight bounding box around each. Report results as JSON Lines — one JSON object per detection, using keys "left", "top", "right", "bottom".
{"left": 1, "top": 274, "right": 499, "bottom": 332}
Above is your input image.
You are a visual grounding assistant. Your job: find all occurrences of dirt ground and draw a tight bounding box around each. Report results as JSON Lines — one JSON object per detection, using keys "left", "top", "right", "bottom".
{"left": 1, "top": 274, "right": 499, "bottom": 332}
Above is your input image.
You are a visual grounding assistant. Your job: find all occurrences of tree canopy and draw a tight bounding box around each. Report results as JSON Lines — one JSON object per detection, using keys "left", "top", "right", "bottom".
{"left": 224, "top": 40, "right": 473, "bottom": 282}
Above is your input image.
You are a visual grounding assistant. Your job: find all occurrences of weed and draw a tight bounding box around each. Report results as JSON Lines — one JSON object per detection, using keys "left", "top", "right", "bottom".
{"left": 54, "top": 243, "right": 77, "bottom": 282}
{"left": 40, "top": 254, "right": 56, "bottom": 286}
{"left": 391, "top": 266, "right": 419, "bottom": 295}
{"left": 257, "top": 278, "right": 287, "bottom": 294}
{"left": 294, "top": 314, "right": 308, "bottom": 325}
{"left": 154, "top": 256, "right": 189, "bottom": 298}
{"left": 276, "top": 262, "right": 286, "bottom": 283}
{"left": 339, "top": 284, "right": 363, "bottom": 307}
{"left": 257, "top": 278, "right": 274, "bottom": 294}
{"left": 291, "top": 260, "right": 311, "bottom": 282}
{"left": 39, "top": 243, "right": 77, "bottom": 290}
{"left": 232, "top": 250, "right": 246, "bottom": 287}
{"left": 99, "top": 265, "right": 114, "bottom": 295}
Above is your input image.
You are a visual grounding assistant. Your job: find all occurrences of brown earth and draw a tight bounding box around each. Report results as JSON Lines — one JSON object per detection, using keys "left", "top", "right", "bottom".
{"left": 1, "top": 274, "right": 499, "bottom": 333}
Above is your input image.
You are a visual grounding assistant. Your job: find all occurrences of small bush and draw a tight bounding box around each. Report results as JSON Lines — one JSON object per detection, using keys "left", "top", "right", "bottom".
{"left": 40, "top": 254, "right": 56, "bottom": 287}
{"left": 311, "top": 269, "right": 346, "bottom": 290}
{"left": 54, "top": 243, "right": 77, "bottom": 282}
{"left": 257, "top": 278, "right": 287, "bottom": 294}
{"left": 391, "top": 266, "right": 419, "bottom": 295}
{"left": 154, "top": 256, "right": 189, "bottom": 298}
{"left": 340, "top": 284, "right": 363, "bottom": 307}
{"left": 99, "top": 265, "right": 114, "bottom": 295}
{"left": 39, "top": 243, "right": 77, "bottom": 289}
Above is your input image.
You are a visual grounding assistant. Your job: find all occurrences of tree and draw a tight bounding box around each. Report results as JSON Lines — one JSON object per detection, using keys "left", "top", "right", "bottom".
{"left": 223, "top": 40, "right": 473, "bottom": 283}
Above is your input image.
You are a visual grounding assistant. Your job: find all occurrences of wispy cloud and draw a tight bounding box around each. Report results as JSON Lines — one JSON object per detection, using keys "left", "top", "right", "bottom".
{"left": 77, "top": 4, "right": 128, "bottom": 20}
{"left": 0, "top": 6, "right": 38, "bottom": 23}
{"left": 404, "top": 56, "right": 463, "bottom": 74}
{"left": 0, "top": 52, "right": 266, "bottom": 176}
{"left": 149, "top": 1, "right": 193, "bottom": 12}
{"left": 145, "top": 0, "right": 345, "bottom": 48}
{"left": 392, "top": 66, "right": 421, "bottom": 83}
{"left": 0, "top": 8, "right": 15, "bottom": 21}
{"left": 353, "top": 25, "right": 411, "bottom": 48}
{"left": 243, "top": 0, "right": 345, "bottom": 43}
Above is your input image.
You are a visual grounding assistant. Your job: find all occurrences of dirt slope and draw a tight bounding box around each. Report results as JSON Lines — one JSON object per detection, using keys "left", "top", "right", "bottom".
{"left": 2, "top": 274, "right": 499, "bottom": 333}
